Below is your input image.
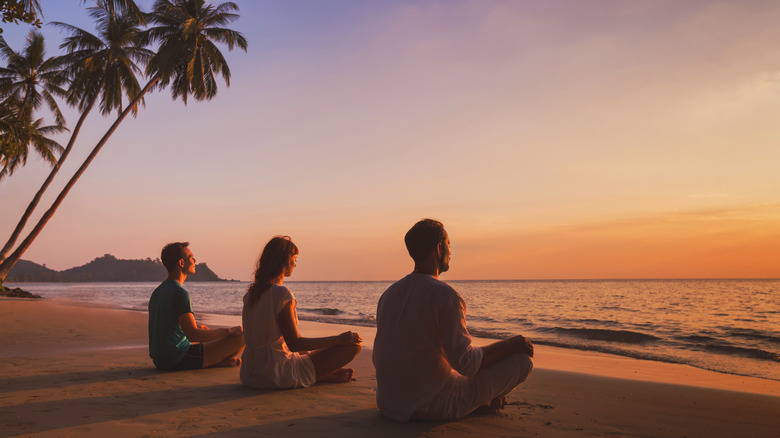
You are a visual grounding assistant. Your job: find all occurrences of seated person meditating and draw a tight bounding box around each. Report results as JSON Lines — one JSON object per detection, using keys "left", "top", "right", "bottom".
{"left": 373, "top": 219, "right": 534, "bottom": 421}
{"left": 148, "top": 242, "right": 245, "bottom": 371}
{"left": 240, "top": 236, "right": 362, "bottom": 389}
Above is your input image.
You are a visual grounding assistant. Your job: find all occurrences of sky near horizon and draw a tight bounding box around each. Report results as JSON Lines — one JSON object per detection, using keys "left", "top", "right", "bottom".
{"left": 2, "top": 0, "right": 780, "bottom": 281}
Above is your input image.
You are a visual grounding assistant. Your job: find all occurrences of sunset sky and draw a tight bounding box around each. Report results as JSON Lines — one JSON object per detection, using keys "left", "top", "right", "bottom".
{"left": 2, "top": 0, "right": 780, "bottom": 281}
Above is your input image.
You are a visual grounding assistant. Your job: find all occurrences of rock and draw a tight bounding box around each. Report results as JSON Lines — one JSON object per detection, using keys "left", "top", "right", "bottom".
{"left": 0, "top": 286, "right": 41, "bottom": 298}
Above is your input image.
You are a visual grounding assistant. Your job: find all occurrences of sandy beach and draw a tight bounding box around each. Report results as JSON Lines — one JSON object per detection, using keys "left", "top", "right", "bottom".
{"left": 1, "top": 297, "right": 778, "bottom": 437}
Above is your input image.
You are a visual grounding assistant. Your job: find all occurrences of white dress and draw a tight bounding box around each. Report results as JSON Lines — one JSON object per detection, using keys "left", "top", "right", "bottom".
{"left": 240, "top": 284, "right": 316, "bottom": 389}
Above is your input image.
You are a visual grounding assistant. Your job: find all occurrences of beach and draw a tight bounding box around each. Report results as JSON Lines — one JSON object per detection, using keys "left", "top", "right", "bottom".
{"left": 1, "top": 298, "right": 779, "bottom": 437}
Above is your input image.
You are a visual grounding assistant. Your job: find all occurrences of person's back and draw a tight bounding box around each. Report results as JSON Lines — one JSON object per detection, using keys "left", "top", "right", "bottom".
{"left": 241, "top": 284, "right": 314, "bottom": 388}
{"left": 148, "top": 279, "right": 192, "bottom": 369}
{"left": 373, "top": 219, "right": 534, "bottom": 421}
{"left": 147, "top": 242, "right": 244, "bottom": 371}
{"left": 240, "top": 236, "right": 362, "bottom": 388}
{"left": 242, "top": 284, "right": 291, "bottom": 352}
{"left": 374, "top": 273, "right": 482, "bottom": 421}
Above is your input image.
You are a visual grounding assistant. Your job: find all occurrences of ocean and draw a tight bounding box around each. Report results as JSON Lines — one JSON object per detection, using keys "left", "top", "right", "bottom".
{"left": 9, "top": 279, "right": 779, "bottom": 382}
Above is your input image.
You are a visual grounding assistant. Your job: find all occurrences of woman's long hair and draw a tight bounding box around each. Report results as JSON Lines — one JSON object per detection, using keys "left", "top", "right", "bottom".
{"left": 246, "top": 236, "right": 299, "bottom": 306}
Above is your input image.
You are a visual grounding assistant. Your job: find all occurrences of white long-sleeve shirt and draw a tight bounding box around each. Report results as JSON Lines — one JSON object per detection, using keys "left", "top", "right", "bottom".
{"left": 373, "top": 273, "right": 484, "bottom": 421}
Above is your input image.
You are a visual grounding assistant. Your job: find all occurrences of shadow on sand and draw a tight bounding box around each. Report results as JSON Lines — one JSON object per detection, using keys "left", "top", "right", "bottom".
{"left": 1, "top": 381, "right": 265, "bottom": 435}
{"left": 188, "top": 409, "right": 446, "bottom": 438}
{"left": 0, "top": 366, "right": 157, "bottom": 392}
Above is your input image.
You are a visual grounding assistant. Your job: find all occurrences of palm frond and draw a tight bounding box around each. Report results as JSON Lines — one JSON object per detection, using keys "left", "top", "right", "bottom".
{"left": 0, "top": 30, "right": 68, "bottom": 179}
{"left": 145, "top": 0, "right": 246, "bottom": 104}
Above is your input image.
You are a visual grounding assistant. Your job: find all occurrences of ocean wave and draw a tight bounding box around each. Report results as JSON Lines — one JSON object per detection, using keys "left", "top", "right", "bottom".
{"left": 538, "top": 327, "right": 660, "bottom": 344}
{"left": 531, "top": 339, "right": 778, "bottom": 380}
{"left": 599, "top": 306, "right": 639, "bottom": 313}
{"left": 675, "top": 334, "right": 718, "bottom": 344}
{"left": 570, "top": 318, "right": 621, "bottom": 326}
{"left": 700, "top": 344, "right": 780, "bottom": 362}
{"left": 674, "top": 333, "right": 780, "bottom": 362}
{"left": 299, "top": 307, "right": 343, "bottom": 316}
{"left": 725, "top": 328, "right": 780, "bottom": 345}
{"left": 534, "top": 339, "right": 684, "bottom": 364}
{"left": 507, "top": 317, "right": 530, "bottom": 324}
{"left": 467, "top": 315, "right": 498, "bottom": 323}
{"left": 298, "top": 314, "right": 376, "bottom": 327}
{"left": 469, "top": 328, "right": 514, "bottom": 339}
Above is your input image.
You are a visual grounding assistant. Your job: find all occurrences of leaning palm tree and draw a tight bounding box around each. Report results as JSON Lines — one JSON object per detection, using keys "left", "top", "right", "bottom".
{"left": 54, "top": 6, "right": 152, "bottom": 116}
{"left": 0, "top": 0, "right": 246, "bottom": 282}
{"left": 0, "top": 5, "right": 150, "bottom": 264}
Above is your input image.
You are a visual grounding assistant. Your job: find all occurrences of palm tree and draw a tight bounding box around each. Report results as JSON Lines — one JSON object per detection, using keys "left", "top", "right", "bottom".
{"left": 0, "top": 98, "right": 66, "bottom": 179}
{"left": 1, "top": 0, "right": 43, "bottom": 26}
{"left": 0, "top": 31, "right": 66, "bottom": 125}
{"left": 0, "top": 0, "right": 246, "bottom": 282}
{"left": 0, "top": 5, "right": 150, "bottom": 263}
{"left": 0, "top": 30, "right": 67, "bottom": 183}
{"left": 90, "top": 0, "right": 145, "bottom": 23}
{"left": 143, "top": 0, "right": 247, "bottom": 103}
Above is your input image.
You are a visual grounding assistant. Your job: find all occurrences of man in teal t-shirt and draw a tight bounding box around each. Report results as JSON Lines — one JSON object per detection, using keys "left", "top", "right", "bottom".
{"left": 148, "top": 242, "right": 244, "bottom": 371}
{"left": 148, "top": 278, "right": 195, "bottom": 369}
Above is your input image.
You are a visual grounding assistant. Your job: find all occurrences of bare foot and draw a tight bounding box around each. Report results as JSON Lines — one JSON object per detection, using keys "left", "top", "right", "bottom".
{"left": 489, "top": 395, "right": 507, "bottom": 411}
{"left": 211, "top": 356, "right": 241, "bottom": 368}
{"left": 472, "top": 395, "right": 508, "bottom": 416}
{"left": 318, "top": 368, "right": 354, "bottom": 383}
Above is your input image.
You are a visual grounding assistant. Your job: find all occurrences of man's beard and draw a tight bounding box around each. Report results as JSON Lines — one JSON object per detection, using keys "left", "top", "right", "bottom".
{"left": 438, "top": 254, "right": 449, "bottom": 273}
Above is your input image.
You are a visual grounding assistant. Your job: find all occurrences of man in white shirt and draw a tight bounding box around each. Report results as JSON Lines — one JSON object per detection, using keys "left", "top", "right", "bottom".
{"left": 373, "top": 219, "right": 534, "bottom": 421}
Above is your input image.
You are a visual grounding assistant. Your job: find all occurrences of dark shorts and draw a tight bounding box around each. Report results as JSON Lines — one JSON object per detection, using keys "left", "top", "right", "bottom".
{"left": 169, "top": 343, "right": 204, "bottom": 371}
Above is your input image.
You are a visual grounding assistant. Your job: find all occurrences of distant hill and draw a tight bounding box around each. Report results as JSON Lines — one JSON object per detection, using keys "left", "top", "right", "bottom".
{"left": 6, "top": 254, "right": 228, "bottom": 282}
{"left": 8, "top": 260, "right": 60, "bottom": 281}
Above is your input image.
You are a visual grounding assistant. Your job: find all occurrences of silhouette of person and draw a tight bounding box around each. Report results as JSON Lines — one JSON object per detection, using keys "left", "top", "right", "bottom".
{"left": 373, "top": 219, "right": 534, "bottom": 421}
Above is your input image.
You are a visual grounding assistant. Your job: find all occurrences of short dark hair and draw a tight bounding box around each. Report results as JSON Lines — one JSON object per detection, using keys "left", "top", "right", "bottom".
{"left": 161, "top": 242, "right": 190, "bottom": 272}
{"left": 404, "top": 219, "right": 446, "bottom": 263}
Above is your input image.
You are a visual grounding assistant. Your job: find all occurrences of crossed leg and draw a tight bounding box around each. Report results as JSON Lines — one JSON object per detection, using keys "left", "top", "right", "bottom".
{"left": 306, "top": 343, "right": 363, "bottom": 383}
{"left": 411, "top": 352, "right": 533, "bottom": 421}
{"left": 202, "top": 333, "right": 245, "bottom": 368}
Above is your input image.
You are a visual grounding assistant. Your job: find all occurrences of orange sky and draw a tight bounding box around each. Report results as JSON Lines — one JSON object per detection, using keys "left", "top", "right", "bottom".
{"left": 450, "top": 204, "right": 780, "bottom": 280}
{"left": 2, "top": 1, "right": 780, "bottom": 280}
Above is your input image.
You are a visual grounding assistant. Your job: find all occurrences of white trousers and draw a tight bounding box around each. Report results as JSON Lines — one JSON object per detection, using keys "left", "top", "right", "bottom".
{"left": 411, "top": 353, "right": 534, "bottom": 421}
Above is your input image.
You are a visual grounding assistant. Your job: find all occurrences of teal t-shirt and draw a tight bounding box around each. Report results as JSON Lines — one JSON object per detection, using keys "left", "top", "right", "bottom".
{"left": 148, "top": 279, "right": 193, "bottom": 369}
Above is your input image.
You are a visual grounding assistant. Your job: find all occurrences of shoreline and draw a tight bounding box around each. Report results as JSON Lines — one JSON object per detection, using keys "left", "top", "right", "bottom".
{"left": 2, "top": 297, "right": 779, "bottom": 437}
{"left": 204, "top": 312, "right": 780, "bottom": 398}
{"left": 12, "top": 295, "right": 780, "bottom": 396}
{"left": 8, "top": 279, "right": 778, "bottom": 386}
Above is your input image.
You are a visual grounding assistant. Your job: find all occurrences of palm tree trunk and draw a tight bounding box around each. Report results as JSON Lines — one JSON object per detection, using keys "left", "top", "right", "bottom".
{"left": 0, "top": 76, "right": 159, "bottom": 282}
{"left": 0, "top": 95, "right": 98, "bottom": 263}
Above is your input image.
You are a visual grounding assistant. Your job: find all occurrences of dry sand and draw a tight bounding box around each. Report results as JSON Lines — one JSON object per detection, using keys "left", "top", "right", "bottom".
{"left": 1, "top": 297, "right": 778, "bottom": 437}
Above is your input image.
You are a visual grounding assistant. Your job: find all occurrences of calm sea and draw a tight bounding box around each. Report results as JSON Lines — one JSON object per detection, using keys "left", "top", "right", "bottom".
{"left": 10, "top": 279, "right": 780, "bottom": 382}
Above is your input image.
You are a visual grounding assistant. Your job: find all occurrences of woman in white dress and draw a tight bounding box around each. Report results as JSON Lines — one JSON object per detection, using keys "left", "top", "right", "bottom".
{"left": 240, "top": 236, "right": 362, "bottom": 389}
